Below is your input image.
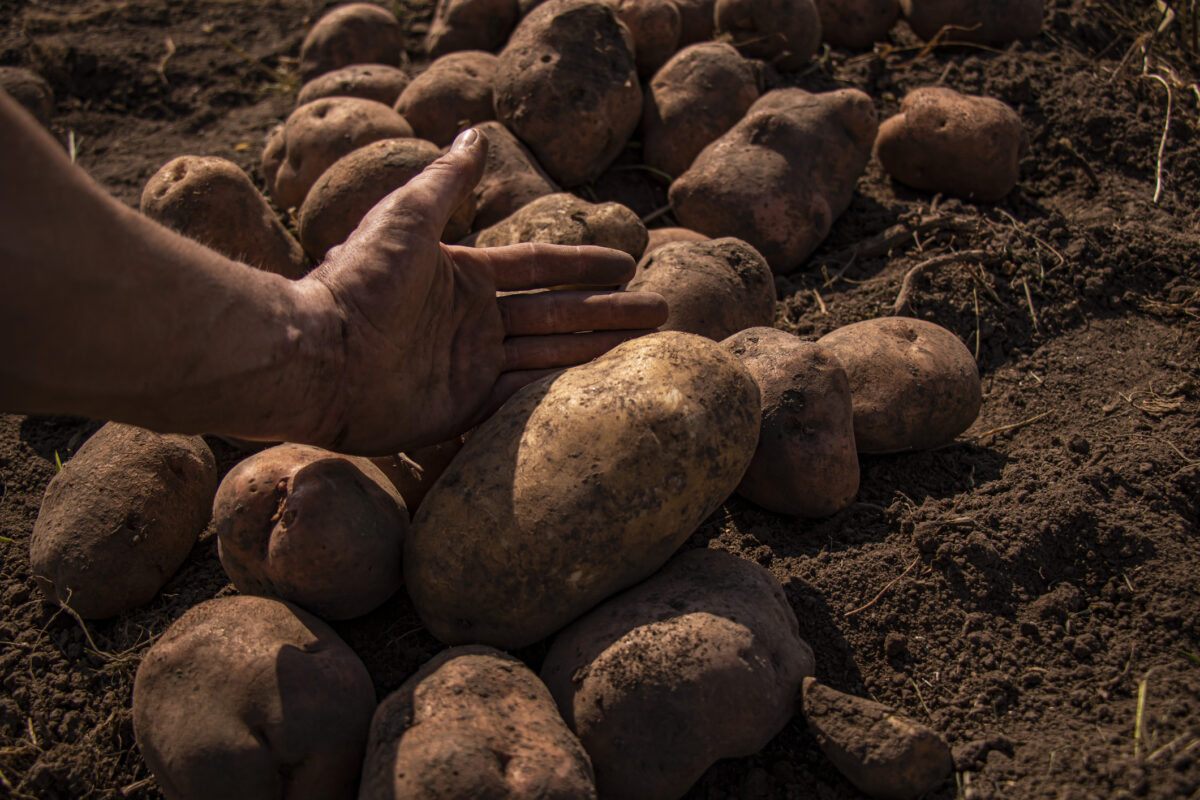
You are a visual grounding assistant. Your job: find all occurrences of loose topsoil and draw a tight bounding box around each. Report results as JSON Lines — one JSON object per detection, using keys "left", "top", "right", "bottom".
{"left": 1, "top": 1, "right": 1198, "bottom": 798}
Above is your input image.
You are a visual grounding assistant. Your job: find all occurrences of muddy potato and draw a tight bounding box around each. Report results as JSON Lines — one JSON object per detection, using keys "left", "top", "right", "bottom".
{"left": 715, "top": 0, "right": 822, "bottom": 70}
{"left": 299, "top": 3, "right": 404, "bottom": 81}
{"left": 875, "top": 86, "right": 1025, "bottom": 202}
{"left": 405, "top": 332, "right": 761, "bottom": 648}
{"left": 673, "top": 0, "right": 716, "bottom": 43}
{"left": 213, "top": 443, "right": 407, "bottom": 620}
{"left": 0, "top": 66, "right": 54, "bottom": 127}
{"left": 297, "top": 63, "right": 410, "bottom": 107}
{"left": 645, "top": 226, "right": 707, "bottom": 254}
{"left": 471, "top": 120, "right": 559, "bottom": 229}
{"left": 360, "top": 646, "right": 597, "bottom": 799}
{"left": 815, "top": 0, "right": 900, "bottom": 48}
{"left": 817, "top": 317, "right": 981, "bottom": 453}
{"left": 542, "top": 548, "right": 815, "bottom": 800}
{"left": 900, "top": 0, "right": 1041, "bottom": 44}
{"left": 670, "top": 87, "right": 877, "bottom": 273}
{"left": 475, "top": 192, "right": 647, "bottom": 259}
{"left": 426, "top": 0, "right": 520, "bottom": 56}
{"left": 29, "top": 424, "right": 215, "bottom": 619}
{"left": 724, "top": 328, "right": 859, "bottom": 517}
{"left": 494, "top": 0, "right": 642, "bottom": 187}
{"left": 627, "top": 238, "right": 775, "bottom": 340}
{"left": 607, "top": 0, "right": 682, "bottom": 78}
{"left": 133, "top": 596, "right": 375, "bottom": 800}
{"left": 141, "top": 156, "right": 308, "bottom": 279}
{"left": 370, "top": 436, "right": 466, "bottom": 514}
{"left": 394, "top": 51, "right": 498, "bottom": 147}
{"left": 262, "top": 96, "right": 413, "bottom": 210}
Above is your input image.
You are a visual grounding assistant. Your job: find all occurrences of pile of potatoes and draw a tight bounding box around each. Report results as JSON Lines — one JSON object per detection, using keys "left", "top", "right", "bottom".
{"left": 21, "top": 0, "right": 1049, "bottom": 796}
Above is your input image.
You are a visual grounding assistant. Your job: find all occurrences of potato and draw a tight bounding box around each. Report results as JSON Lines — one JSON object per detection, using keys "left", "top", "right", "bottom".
{"left": 360, "top": 646, "right": 597, "bottom": 799}
{"left": 626, "top": 238, "right": 775, "bottom": 340}
{"left": 474, "top": 192, "right": 647, "bottom": 259}
{"left": 405, "top": 331, "right": 761, "bottom": 648}
{"left": 875, "top": 86, "right": 1025, "bottom": 202}
{"left": 299, "top": 2, "right": 404, "bottom": 81}
{"left": 673, "top": 0, "right": 716, "bottom": 44}
{"left": 426, "top": 0, "right": 520, "bottom": 56}
{"left": 133, "top": 596, "right": 376, "bottom": 800}
{"left": 608, "top": 0, "right": 682, "bottom": 78}
{"left": 29, "top": 423, "right": 216, "bottom": 619}
{"left": 261, "top": 96, "right": 414, "bottom": 210}
{"left": 0, "top": 66, "right": 54, "bottom": 127}
{"left": 471, "top": 120, "right": 560, "bottom": 229}
{"left": 369, "top": 436, "right": 466, "bottom": 514}
{"left": 816, "top": 317, "right": 981, "bottom": 453}
{"left": 296, "top": 63, "right": 410, "bottom": 107}
{"left": 393, "top": 51, "right": 498, "bottom": 147}
{"left": 642, "top": 41, "right": 761, "bottom": 178}
{"left": 670, "top": 87, "right": 877, "bottom": 273}
{"left": 141, "top": 156, "right": 308, "bottom": 279}
{"left": 714, "top": 0, "right": 822, "bottom": 70}
{"left": 900, "top": 0, "right": 1041, "bottom": 44}
{"left": 723, "top": 328, "right": 859, "bottom": 516}
{"left": 297, "top": 137, "right": 474, "bottom": 261}
{"left": 494, "top": 0, "right": 643, "bottom": 187}
{"left": 645, "top": 226, "right": 707, "bottom": 254}
{"left": 814, "top": 0, "right": 900, "bottom": 48}
{"left": 213, "top": 443, "right": 408, "bottom": 620}
{"left": 542, "top": 548, "right": 815, "bottom": 800}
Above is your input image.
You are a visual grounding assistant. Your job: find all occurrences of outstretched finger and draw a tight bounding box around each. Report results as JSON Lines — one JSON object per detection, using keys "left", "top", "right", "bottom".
{"left": 503, "top": 329, "right": 658, "bottom": 372}
{"left": 450, "top": 242, "right": 637, "bottom": 290}
{"left": 498, "top": 290, "right": 668, "bottom": 336}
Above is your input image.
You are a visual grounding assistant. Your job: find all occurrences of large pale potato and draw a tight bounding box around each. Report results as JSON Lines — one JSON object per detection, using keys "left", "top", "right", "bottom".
{"left": 133, "top": 596, "right": 376, "bottom": 800}
{"left": 213, "top": 443, "right": 408, "bottom": 620}
{"left": 724, "top": 327, "right": 859, "bottom": 517}
{"left": 30, "top": 423, "right": 216, "bottom": 619}
{"left": 296, "top": 63, "right": 410, "bottom": 107}
{"left": 714, "top": 0, "right": 822, "bottom": 70}
{"left": 426, "top": 0, "right": 520, "bottom": 56}
{"left": 474, "top": 192, "right": 647, "bottom": 259}
{"left": 471, "top": 120, "right": 560, "bottom": 229}
{"left": 394, "top": 51, "right": 498, "bottom": 147}
{"left": 141, "top": 155, "right": 308, "bottom": 279}
{"left": 360, "top": 646, "right": 597, "bottom": 799}
{"left": 494, "top": 0, "right": 642, "bottom": 186}
{"left": 815, "top": 0, "right": 900, "bottom": 48}
{"left": 542, "top": 548, "right": 815, "bottom": 800}
{"left": 900, "top": 0, "right": 1041, "bottom": 44}
{"left": 626, "top": 238, "right": 775, "bottom": 340}
{"left": 299, "top": 3, "right": 404, "bottom": 80}
{"left": 670, "top": 87, "right": 877, "bottom": 273}
{"left": 405, "top": 332, "right": 761, "bottom": 648}
{"left": 817, "top": 317, "right": 981, "bottom": 453}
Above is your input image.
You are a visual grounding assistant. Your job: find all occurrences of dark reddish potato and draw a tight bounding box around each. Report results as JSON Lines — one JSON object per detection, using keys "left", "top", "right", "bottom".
{"left": 642, "top": 41, "right": 761, "bottom": 177}
{"left": 471, "top": 120, "right": 560, "bottom": 229}
{"left": 714, "top": 0, "right": 822, "bottom": 70}
{"left": 394, "top": 51, "right": 498, "bottom": 147}
{"left": 133, "top": 595, "right": 376, "bottom": 800}
{"left": 296, "top": 63, "right": 410, "bottom": 106}
{"left": 724, "top": 327, "right": 859, "bottom": 517}
{"left": 298, "top": 3, "right": 404, "bottom": 80}
{"left": 673, "top": 0, "right": 716, "bottom": 43}
{"left": 360, "top": 646, "right": 597, "bottom": 799}
{"left": 875, "top": 86, "right": 1026, "bottom": 202}
{"left": 900, "top": 0, "right": 1041, "bottom": 44}
{"left": 817, "top": 317, "right": 982, "bottom": 453}
{"left": 369, "top": 436, "right": 466, "bottom": 514}
{"left": 494, "top": 0, "right": 642, "bottom": 186}
{"left": 608, "top": 0, "right": 682, "bottom": 78}
{"left": 645, "top": 226, "right": 708, "bottom": 254}
{"left": 426, "top": 0, "right": 520, "bottom": 56}
{"left": 30, "top": 424, "right": 215, "bottom": 620}
{"left": 475, "top": 192, "right": 647, "bottom": 259}
{"left": 542, "top": 548, "right": 815, "bottom": 800}
{"left": 626, "top": 237, "right": 775, "bottom": 340}
{"left": 213, "top": 443, "right": 409, "bottom": 620}
{"left": 141, "top": 155, "right": 308, "bottom": 279}
{"left": 0, "top": 66, "right": 53, "bottom": 127}
{"left": 815, "top": 0, "right": 900, "bottom": 48}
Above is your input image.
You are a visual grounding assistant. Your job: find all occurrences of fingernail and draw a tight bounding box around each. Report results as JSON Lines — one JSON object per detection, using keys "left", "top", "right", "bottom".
{"left": 451, "top": 127, "right": 480, "bottom": 152}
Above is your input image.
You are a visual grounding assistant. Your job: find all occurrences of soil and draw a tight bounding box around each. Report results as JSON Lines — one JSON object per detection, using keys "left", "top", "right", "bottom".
{"left": 1, "top": 1, "right": 1198, "bottom": 798}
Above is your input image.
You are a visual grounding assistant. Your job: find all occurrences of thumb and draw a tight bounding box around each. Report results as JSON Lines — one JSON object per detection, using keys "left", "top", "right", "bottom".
{"left": 387, "top": 127, "right": 488, "bottom": 240}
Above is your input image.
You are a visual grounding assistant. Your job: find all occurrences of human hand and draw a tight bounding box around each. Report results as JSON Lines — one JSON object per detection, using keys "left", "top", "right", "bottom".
{"left": 292, "top": 128, "right": 668, "bottom": 455}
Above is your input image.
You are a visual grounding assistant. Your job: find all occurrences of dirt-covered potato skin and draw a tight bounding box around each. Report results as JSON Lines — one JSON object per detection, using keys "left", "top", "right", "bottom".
{"left": 213, "top": 443, "right": 409, "bottom": 620}
{"left": 724, "top": 327, "right": 860, "bottom": 517}
{"left": 673, "top": 0, "right": 716, "bottom": 44}
{"left": 642, "top": 42, "right": 761, "bottom": 178}
{"left": 133, "top": 596, "right": 376, "bottom": 800}
{"left": 494, "top": 0, "right": 643, "bottom": 187}
{"left": 645, "top": 226, "right": 708, "bottom": 254}
{"left": 369, "top": 436, "right": 466, "bottom": 514}
{"left": 470, "top": 120, "right": 560, "bottom": 229}
{"left": 405, "top": 332, "right": 762, "bottom": 649}
{"left": 817, "top": 317, "right": 982, "bottom": 454}
{"left": 297, "top": 63, "right": 411, "bottom": 107}
{"left": 0, "top": 66, "right": 54, "bottom": 127}
{"left": 670, "top": 88, "right": 877, "bottom": 273}
{"left": 627, "top": 238, "right": 775, "bottom": 340}
{"left": 541, "top": 548, "right": 815, "bottom": 800}
{"left": 393, "top": 51, "right": 498, "bottom": 147}
{"left": 29, "top": 423, "right": 216, "bottom": 619}
{"left": 359, "top": 646, "right": 597, "bottom": 800}
{"left": 475, "top": 192, "right": 647, "bottom": 259}
{"left": 141, "top": 155, "right": 309, "bottom": 279}
{"left": 714, "top": 0, "right": 822, "bottom": 70}
{"left": 298, "top": 3, "right": 404, "bottom": 81}
{"left": 608, "top": 0, "right": 682, "bottom": 78}
{"left": 814, "top": 0, "right": 900, "bottom": 48}
{"left": 899, "top": 0, "right": 1042, "bottom": 44}
{"left": 875, "top": 86, "right": 1025, "bottom": 202}
{"left": 426, "top": 0, "right": 520, "bottom": 56}
{"left": 262, "top": 97, "right": 414, "bottom": 210}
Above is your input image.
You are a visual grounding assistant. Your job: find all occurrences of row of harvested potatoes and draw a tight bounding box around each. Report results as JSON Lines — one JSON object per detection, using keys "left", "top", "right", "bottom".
{"left": 20, "top": 0, "right": 1041, "bottom": 797}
